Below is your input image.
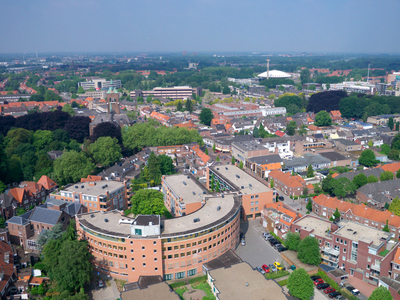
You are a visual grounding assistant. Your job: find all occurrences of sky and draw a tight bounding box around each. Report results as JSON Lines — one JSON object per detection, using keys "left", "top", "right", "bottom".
{"left": 1, "top": 0, "right": 400, "bottom": 54}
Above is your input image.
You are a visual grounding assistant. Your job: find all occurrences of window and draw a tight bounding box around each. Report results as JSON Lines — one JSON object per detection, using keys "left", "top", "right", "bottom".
{"left": 164, "top": 274, "right": 173, "bottom": 280}
{"left": 255, "top": 207, "right": 258, "bottom": 211}
{"left": 187, "top": 269, "right": 197, "bottom": 276}
{"left": 255, "top": 201, "right": 258, "bottom": 205}
{"left": 340, "top": 239, "right": 343, "bottom": 244}
{"left": 368, "top": 257, "right": 371, "bottom": 262}
{"left": 344, "top": 240, "right": 347, "bottom": 245}
{"left": 131, "top": 258, "right": 134, "bottom": 261}
{"left": 154, "top": 258, "right": 157, "bottom": 262}
{"left": 168, "top": 246, "right": 172, "bottom": 251}
{"left": 153, "top": 241, "right": 157, "bottom": 245}
{"left": 142, "top": 255, "right": 145, "bottom": 258}
{"left": 251, "top": 196, "right": 254, "bottom": 199}
{"left": 132, "top": 267, "right": 135, "bottom": 271}
{"left": 255, "top": 195, "right": 259, "bottom": 199}
{"left": 367, "top": 265, "right": 370, "bottom": 269}
{"left": 336, "top": 238, "right": 339, "bottom": 242}
{"left": 251, "top": 201, "right": 254, "bottom": 206}
{"left": 142, "top": 246, "right": 145, "bottom": 250}
{"left": 251, "top": 208, "right": 254, "bottom": 212}
{"left": 143, "top": 263, "right": 146, "bottom": 267}
{"left": 154, "top": 249, "right": 157, "bottom": 253}
{"left": 343, "top": 248, "right": 346, "bottom": 253}
{"left": 175, "top": 271, "right": 185, "bottom": 279}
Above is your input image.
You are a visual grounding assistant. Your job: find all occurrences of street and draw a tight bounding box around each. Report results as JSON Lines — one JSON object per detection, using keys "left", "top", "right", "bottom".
{"left": 235, "top": 219, "right": 285, "bottom": 268}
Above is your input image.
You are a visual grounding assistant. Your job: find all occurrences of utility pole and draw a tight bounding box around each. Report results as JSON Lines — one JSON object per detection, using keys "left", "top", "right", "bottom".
{"left": 267, "top": 58, "right": 270, "bottom": 80}
{"left": 367, "top": 64, "right": 370, "bottom": 84}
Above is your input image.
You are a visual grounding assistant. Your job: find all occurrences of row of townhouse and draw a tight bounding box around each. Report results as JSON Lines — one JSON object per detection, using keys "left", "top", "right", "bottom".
{"left": 0, "top": 175, "right": 58, "bottom": 219}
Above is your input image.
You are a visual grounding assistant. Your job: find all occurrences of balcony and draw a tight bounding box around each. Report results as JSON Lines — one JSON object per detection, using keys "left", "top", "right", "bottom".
{"left": 321, "top": 246, "right": 339, "bottom": 257}
{"left": 321, "top": 254, "right": 339, "bottom": 263}
{"left": 371, "top": 264, "right": 381, "bottom": 272}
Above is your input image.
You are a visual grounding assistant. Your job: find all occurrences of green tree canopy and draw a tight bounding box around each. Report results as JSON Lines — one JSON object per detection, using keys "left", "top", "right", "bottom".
{"left": 287, "top": 268, "right": 314, "bottom": 300}
{"left": 329, "top": 208, "right": 341, "bottom": 222}
{"left": 306, "top": 198, "right": 312, "bottom": 212}
{"left": 89, "top": 136, "right": 122, "bottom": 167}
{"left": 306, "top": 164, "right": 314, "bottom": 178}
{"left": 314, "top": 110, "right": 332, "bottom": 126}
{"left": 199, "top": 108, "right": 213, "bottom": 126}
{"left": 286, "top": 121, "right": 297, "bottom": 136}
{"left": 130, "top": 189, "right": 166, "bottom": 216}
{"left": 391, "top": 133, "right": 400, "bottom": 150}
{"left": 33, "top": 130, "right": 54, "bottom": 151}
{"left": 352, "top": 173, "right": 368, "bottom": 189}
{"left": 368, "top": 175, "right": 379, "bottom": 183}
{"left": 297, "top": 236, "right": 321, "bottom": 265}
{"left": 380, "top": 170, "right": 394, "bottom": 182}
{"left": 185, "top": 99, "right": 193, "bottom": 112}
{"left": 285, "top": 232, "right": 300, "bottom": 251}
{"left": 368, "top": 285, "right": 393, "bottom": 300}
{"left": 388, "top": 149, "right": 400, "bottom": 161}
{"left": 359, "top": 149, "right": 378, "bottom": 167}
{"left": 62, "top": 104, "right": 76, "bottom": 116}
{"left": 53, "top": 150, "right": 95, "bottom": 185}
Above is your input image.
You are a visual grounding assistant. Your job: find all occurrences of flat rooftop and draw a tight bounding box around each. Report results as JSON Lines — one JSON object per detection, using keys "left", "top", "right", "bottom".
{"left": 77, "top": 194, "right": 241, "bottom": 238}
{"left": 209, "top": 262, "right": 287, "bottom": 300}
{"left": 247, "top": 154, "right": 282, "bottom": 165}
{"left": 60, "top": 180, "right": 124, "bottom": 196}
{"left": 319, "top": 151, "right": 347, "bottom": 162}
{"left": 211, "top": 165, "right": 272, "bottom": 195}
{"left": 232, "top": 140, "right": 267, "bottom": 152}
{"left": 163, "top": 174, "right": 208, "bottom": 204}
{"left": 294, "top": 216, "right": 333, "bottom": 239}
{"left": 283, "top": 153, "right": 331, "bottom": 168}
{"left": 335, "top": 219, "right": 391, "bottom": 247}
{"left": 162, "top": 194, "right": 239, "bottom": 237}
{"left": 121, "top": 282, "right": 179, "bottom": 300}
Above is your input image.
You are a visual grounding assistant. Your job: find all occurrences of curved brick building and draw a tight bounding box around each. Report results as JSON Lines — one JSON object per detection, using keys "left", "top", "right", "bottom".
{"left": 76, "top": 194, "right": 241, "bottom": 282}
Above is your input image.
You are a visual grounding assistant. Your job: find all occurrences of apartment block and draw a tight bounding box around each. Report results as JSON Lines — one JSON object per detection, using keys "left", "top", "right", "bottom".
{"left": 161, "top": 174, "right": 209, "bottom": 217}
{"left": 51, "top": 180, "right": 127, "bottom": 212}
{"left": 207, "top": 165, "right": 275, "bottom": 220}
{"left": 268, "top": 169, "right": 306, "bottom": 197}
{"left": 78, "top": 78, "right": 121, "bottom": 91}
{"left": 231, "top": 140, "right": 269, "bottom": 163}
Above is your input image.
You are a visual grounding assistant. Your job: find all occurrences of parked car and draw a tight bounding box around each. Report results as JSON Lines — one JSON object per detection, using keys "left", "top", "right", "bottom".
{"left": 268, "top": 264, "right": 277, "bottom": 272}
{"left": 317, "top": 283, "right": 330, "bottom": 290}
{"left": 241, "top": 239, "right": 246, "bottom": 246}
{"left": 98, "top": 280, "right": 104, "bottom": 288}
{"left": 351, "top": 289, "right": 360, "bottom": 296}
{"left": 270, "top": 239, "right": 280, "bottom": 246}
{"left": 328, "top": 291, "right": 342, "bottom": 298}
{"left": 263, "top": 232, "right": 270, "bottom": 238}
{"left": 324, "top": 287, "right": 336, "bottom": 294}
{"left": 266, "top": 235, "right": 275, "bottom": 241}
{"left": 261, "top": 264, "right": 270, "bottom": 273}
{"left": 273, "top": 243, "right": 282, "bottom": 249}
{"left": 274, "top": 262, "right": 284, "bottom": 270}
{"left": 345, "top": 285, "right": 359, "bottom": 295}
{"left": 276, "top": 245, "right": 288, "bottom": 252}
{"left": 279, "top": 196, "right": 284, "bottom": 200}
{"left": 310, "top": 275, "right": 321, "bottom": 281}
{"left": 256, "top": 266, "right": 265, "bottom": 275}
{"left": 313, "top": 279, "right": 324, "bottom": 286}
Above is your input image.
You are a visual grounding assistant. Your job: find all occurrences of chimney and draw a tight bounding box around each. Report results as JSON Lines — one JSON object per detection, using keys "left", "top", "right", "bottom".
{"left": 88, "top": 182, "right": 96, "bottom": 187}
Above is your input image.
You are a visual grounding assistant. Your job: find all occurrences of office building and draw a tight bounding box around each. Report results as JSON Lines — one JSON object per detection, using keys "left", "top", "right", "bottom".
{"left": 78, "top": 77, "right": 122, "bottom": 91}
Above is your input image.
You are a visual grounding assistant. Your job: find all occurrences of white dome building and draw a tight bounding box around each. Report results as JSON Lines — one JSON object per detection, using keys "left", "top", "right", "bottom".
{"left": 257, "top": 69, "right": 292, "bottom": 79}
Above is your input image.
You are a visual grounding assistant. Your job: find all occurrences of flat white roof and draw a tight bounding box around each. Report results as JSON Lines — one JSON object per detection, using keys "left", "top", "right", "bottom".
{"left": 258, "top": 70, "right": 291, "bottom": 79}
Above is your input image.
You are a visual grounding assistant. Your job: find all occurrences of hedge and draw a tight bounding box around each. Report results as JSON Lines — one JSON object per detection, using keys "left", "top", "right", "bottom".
{"left": 277, "top": 279, "right": 288, "bottom": 286}
{"left": 189, "top": 275, "right": 207, "bottom": 285}
{"left": 266, "top": 270, "right": 290, "bottom": 279}
{"left": 170, "top": 281, "right": 186, "bottom": 289}
{"left": 269, "top": 231, "right": 285, "bottom": 245}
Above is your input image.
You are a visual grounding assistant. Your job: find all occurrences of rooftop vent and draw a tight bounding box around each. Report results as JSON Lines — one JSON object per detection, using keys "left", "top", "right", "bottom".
{"left": 241, "top": 186, "right": 244, "bottom": 189}
{"left": 104, "top": 218, "right": 109, "bottom": 223}
{"left": 353, "top": 231, "right": 357, "bottom": 234}
{"left": 192, "top": 191, "right": 196, "bottom": 195}
{"left": 183, "top": 181, "right": 187, "bottom": 186}
{"left": 90, "top": 214, "right": 94, "bottom": 218}
{"left": 225, "top": 167, "right": 228, "bottom": 170}
{"left": 222, "top": 194, "right": 224, "bottom": 198}
{"left": 75, "top": 185, "right": 78, "bottom": 188}
{"left": 217, "top": 168, "right": 219, "bottom": 170}
{"left": 102, "top": 184, "right": 108, "bottom": 189}
{"left": 203, "top": 191, "right": 206, "bottom": 194}
{"left": 217, "top": 206, "right": 221, "bottom": 211}
{"left": 193, "top": 218, "right": 200, "bottom": 223}
{"left": 236, "top": 174, "right": 240, "bottom": 179}
{"left": 249, "top": 184, "right": 252, "bottom": 187}
{"left": 187, "top": 176, "right": 190, "bottom": 179}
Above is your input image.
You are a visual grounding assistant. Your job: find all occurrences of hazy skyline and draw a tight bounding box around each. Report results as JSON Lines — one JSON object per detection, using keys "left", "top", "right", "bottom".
{"left": 1, "top": 0, "right": 400, "bottom": 54}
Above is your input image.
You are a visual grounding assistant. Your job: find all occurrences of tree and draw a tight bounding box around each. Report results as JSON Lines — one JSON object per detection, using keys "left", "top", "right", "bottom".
{"left": 253, "top": 126, "right": 259, "bottom": 138}
{"left": 380, "top": 170, "right": 394, "bottom": 182}
{"left": 216, "top": 180, "right": 220, "bottom": 192}
{"left": 368, "top": 285, "right": 393, "bottom": 300}
{"left": 33, "top": 130, "right": 54, "bottom": 151}
{"left": 391, "top": 133, "right": 400, "bottom": 150}
{"left": 212, "top": 143, "right": 216, "bottom": 152}
{"left": 287, "top": 268, "right": 314, "bottom": 300}
{"left": 147, "top": 151, "right": 161, "bottom": 185}
{"left": 285, "top": 232, "right": 300, "bottom": 251}
{"left": 239, "top": 161, "right": 243, "bottom": 169}
{"left": 158, "top": 154, "right": 175, "bottom": 175}
{"left": 286, "top": 121, "right": 297, "bottom": 136}
{"left": 300, "top": 69, "right": 311, "bottom": 85}
{"left": 352, "top": 173, "right": 368, "bottom": 188}
{"left": 306, "top": 199, "right": 312, "bottom": 212}
{"left": 380, "top": 144, "right": 391, "bottom": 155}
{"left": 297, "top": 236, "right": 321, "bottom": 265}
{"left": 216, "top": 156, "right": 220, "bottom": 162}
{"left": 326, "top": 83, "right": 331, "bottom": 90}
{"left": 396, "top": 122, "right": 400, "bottom": 131}
{"left": 130, "top": 189, "right": 166, "bottom": 216}
{"left": 205, "top": 148, "right": 208, "bottom": 155}
{"left": 37, "top": 223, "right": 65, "bottom": 250}
{"left": 388, "top": 149, "right": 400, "bottom": 161}
{"left": 306, "top": 164, "right": 314, "bottom": 178}
{"left": 314, "top": 111, "right": 332, "bottom": 126}
{"left": 270, "top": 178, "right": 274, "bottom": 188}
{"left": 231, "top": 156, "right": 235, "bottom": 165}
{"left": 53, "top": 151, "right": 95, "bottom": 185}
{"left": 308, "top": 90, "right": 347, "bottom": 114}
{"left": 62, "top": 104, "right": 76, "bottom": 116}
{"left": 89, "top": 137, "right": 122, "bottom": 167}
{"left": 199, "top": 108, "right": 213, "bottom": 126}
{"left": 382, "top": 220, "right": 390, "bottom": 232}
{"left": 368, "top": 175, "right": 379, "bottom": 183}
{"left": 388, "top": 117, "right": 394, "bottom": 130}
{"left": 176, "top": 101, "right": 183, "bottom": 111}
{"left": 203, "top": 91, "right": 213, "bottom": 103}
{"left": 90, "top": 122, "right": 122, "bottom": 144}
{"left": 397, "top": 169, "right": 400, "bottom": 179}
{"left": 329, "top": 208, "right": 341, "bottom": 222}
{"left": 0, "top": 181, "right": 6, "bottom": 194}
{"left": 388, "top": 197, "right": 400, "bottom": 216}
{"left": 367, "top": 140, "right": 374, "bottom": 148}
{"left": 359, "top": 149, "right": 378, "bottom": 167}
{"left": 185, "top": 99, "right": 193, "bottom": 113}
{"left": 77, "top": 86, "right": 85, "bottom": 94}
{"left": 297, "top": 125, "right": 307, "bottom": 136}
{"left": 222, "top": 86, "right": 230, "bottom": 95}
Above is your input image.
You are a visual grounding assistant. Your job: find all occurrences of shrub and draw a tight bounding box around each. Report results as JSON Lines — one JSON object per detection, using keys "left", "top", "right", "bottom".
{"left": 170, "top": 281, "right": 186, "bottom": 289}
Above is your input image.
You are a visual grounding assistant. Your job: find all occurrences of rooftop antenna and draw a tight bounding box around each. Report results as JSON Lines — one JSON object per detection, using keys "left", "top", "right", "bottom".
{"left": 367, "top": 64, "right": 370, "bottom": 84}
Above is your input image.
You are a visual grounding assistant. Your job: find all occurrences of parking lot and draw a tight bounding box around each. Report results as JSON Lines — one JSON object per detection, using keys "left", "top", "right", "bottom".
{"left": 235, "top": 219, "right": 286, "bottom": 269}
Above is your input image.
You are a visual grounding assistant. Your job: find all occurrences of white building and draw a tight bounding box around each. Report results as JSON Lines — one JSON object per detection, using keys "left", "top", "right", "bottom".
{"left": 257, "top": 70, "right": 292, "bottom": 79}
{"left": 260, "top": 107, "right": 286, "bottom": 116}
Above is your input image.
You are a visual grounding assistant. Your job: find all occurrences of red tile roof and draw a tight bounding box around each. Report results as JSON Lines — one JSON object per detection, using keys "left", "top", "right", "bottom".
{"left": 275, "top": 130, "right": 285, "bottom": 137}
{"left": 269, "top": 170, "right": 305, "bottom": 188}
{"left": 381, "top": 162, "right": 400, "bottom": 173}
{"left": 8, "top": 188, "right": 26, "bottom": 204}
{"left": 81, "top": 175, "right": 102, "bottom": 182}
{"left": 313, "top": 194, "right": 400, "bottom": 227}
{"left": 264, "top": 202, "right": 298, "bottom": 226}
{"left": 37, "top": 175, "right": 57, "bottom": 190}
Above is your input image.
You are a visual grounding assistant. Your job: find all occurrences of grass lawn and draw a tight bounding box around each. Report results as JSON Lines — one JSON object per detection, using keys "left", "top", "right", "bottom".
{"left": 277, "top": 279, "right": 288, "bottom": 286}
{"left": 192, "top": 282, "right": 215, "bottom": 300}
{"left": 175, "top": 286, "right": 188, "bottom": 299}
